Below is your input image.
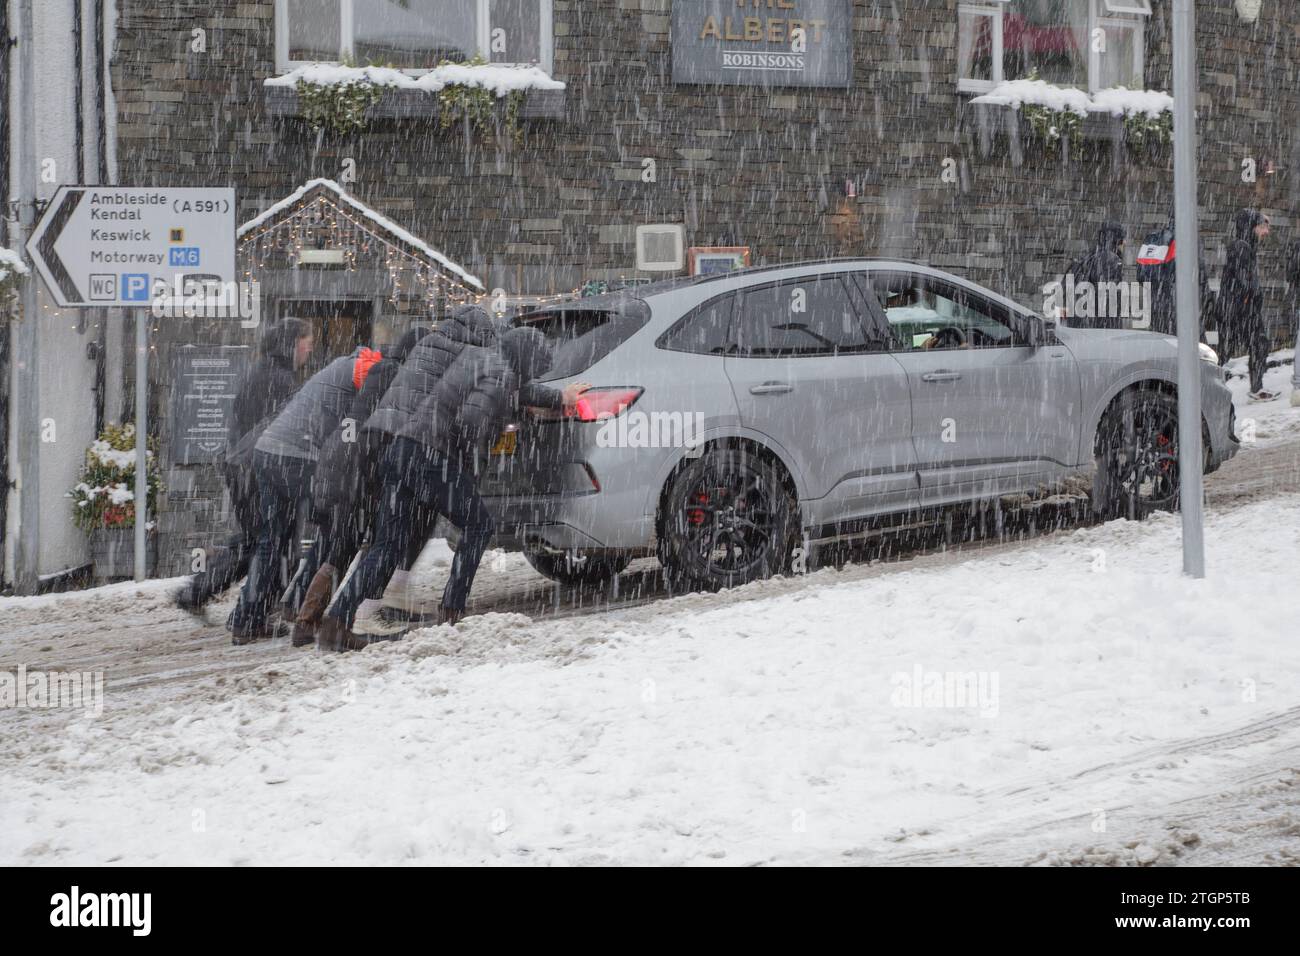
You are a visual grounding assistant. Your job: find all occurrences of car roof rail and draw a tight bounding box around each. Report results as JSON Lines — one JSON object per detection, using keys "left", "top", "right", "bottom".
{"left": 665, "top": 256, "right": 936, "bottom": 289}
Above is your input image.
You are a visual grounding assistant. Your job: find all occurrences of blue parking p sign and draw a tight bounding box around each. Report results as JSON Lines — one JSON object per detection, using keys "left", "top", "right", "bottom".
{"left": 121, "top": 274, "right": 151, "bottom": 302}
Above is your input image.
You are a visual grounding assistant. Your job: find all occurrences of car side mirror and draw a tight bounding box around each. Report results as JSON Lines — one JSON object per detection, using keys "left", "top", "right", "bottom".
{"left": 1024, "top": 313, "right": 1055, "bottom": 347}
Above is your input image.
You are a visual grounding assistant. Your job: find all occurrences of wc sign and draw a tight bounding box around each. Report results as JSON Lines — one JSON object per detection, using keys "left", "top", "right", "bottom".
{"left": 26, "top": 185, "right": 235, "bottom": 308}
{"left": 96, "top": 274, "right": 151, "bottom": 302}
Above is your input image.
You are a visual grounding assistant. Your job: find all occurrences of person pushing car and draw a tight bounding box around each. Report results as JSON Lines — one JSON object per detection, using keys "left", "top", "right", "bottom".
{"left": 317, "top": 326, "right": 589, "bottom": 651}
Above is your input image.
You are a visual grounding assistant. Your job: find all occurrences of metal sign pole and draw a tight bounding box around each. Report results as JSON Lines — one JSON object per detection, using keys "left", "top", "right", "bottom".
{"left": 134, "top": 309, "right": 148, "bottom": 582}
{"left": 12, "top": 0, "right": 41, "bottom": 595}
{"left": 1172, "top": 0, "right": 1205, "bottom": 578}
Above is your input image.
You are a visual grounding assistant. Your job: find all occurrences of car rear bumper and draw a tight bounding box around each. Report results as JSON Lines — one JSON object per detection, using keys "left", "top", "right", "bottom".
{"left": 478, "top": 437, "right": 666, "bottom": 554}
{"left": 483, "top": 491, "right": 657, "bottom": 554}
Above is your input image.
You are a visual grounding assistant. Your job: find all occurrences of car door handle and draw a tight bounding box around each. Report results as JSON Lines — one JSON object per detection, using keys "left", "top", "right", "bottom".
{"left": 749, "top": 382, "right": 794, "bottom": 395}
{"left": 920, "top": 371, "right": 962, "bottom": 383}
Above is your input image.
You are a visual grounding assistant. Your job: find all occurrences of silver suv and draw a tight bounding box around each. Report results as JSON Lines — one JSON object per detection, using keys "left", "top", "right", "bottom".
{"left": 480, "top": 259, "right": 1238, "bottom": 590}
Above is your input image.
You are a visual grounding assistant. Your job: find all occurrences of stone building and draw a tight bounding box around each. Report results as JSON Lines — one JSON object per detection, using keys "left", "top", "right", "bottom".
{"left": 110, "top": 0, "right": 1298, "bottom": 305}
{"left": 8, "top": 1, "right": 1295, "bottom": 584}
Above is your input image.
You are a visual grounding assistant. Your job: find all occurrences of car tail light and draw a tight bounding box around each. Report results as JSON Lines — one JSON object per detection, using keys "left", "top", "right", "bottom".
{"left": 572, "top": 387, "right": 644, "bottom": 422}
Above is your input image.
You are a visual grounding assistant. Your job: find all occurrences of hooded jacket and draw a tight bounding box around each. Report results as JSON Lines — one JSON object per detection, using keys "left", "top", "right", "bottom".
{"left": 1067, "top": 222, "right": 1126, "bottom": 329}
{"left": 232, "top": 320, "right": 308, "bottom": 442}
{"left": 1219, "top": 208, "right": 1266, "bottom": 331}
{"left": 364, "top": 305, "right": 498, "bottom": 439}
{"left": 1136, "top": 219, "right": 1210, "bottom": 336}
{"left": 257, "top": 346, "right": 371, "bottom": 463}
{"left": 396, "top": 326, "right": 562, "bottom": 471}
{"left": 224, "top": 319, "right": 310, "bottom": 489}
{"left": 310, "top": 326, "right": 431, "bottom": 520}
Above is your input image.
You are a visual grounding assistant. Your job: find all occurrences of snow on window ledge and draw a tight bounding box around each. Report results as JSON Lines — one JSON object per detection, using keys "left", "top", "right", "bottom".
{"left": 970, "top": 79, "right": 1172, "bottom": 118}
{"left": 1087, "top": 87, "right": 1174, "bottom": 120}
{"left": 0, "top": 246, "right": 30, "bottom": 283}
{"left": 265, "top": 62, "right": 566, "bottom": 97}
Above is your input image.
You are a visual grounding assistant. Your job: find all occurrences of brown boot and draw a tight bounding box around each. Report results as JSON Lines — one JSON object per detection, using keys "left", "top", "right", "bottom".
{"left": 315, "top": 614, "right": 356, "bottom": 653}
{"left": 437, "top": 606, "right": 464, "bottom": 627}
{"left": 292, "top": 564, "right": 337, "bottom": 647}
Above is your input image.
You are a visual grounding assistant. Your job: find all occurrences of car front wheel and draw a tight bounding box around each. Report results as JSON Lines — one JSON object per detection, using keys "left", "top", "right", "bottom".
{"left": 1093, "top": 391, "right": 1182, "bottom": 521}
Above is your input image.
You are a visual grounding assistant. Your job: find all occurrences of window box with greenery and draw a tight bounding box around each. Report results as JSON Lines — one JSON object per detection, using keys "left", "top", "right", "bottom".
{"left": 267, "top": 0, "right": 564, "bottom": 131}
{"left": 69, "top": 424, "right": 162, "bottom": 579}
{"left": 968, "top": 76, "right": 1172, "bottom": 162}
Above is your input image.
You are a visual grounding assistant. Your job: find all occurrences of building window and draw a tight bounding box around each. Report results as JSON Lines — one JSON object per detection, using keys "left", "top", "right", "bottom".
{"left": 957, "top": 0, "right": 1149, "bottom": 94}
{"left": 276, "top": 0, "right": 553, "bottom": 73}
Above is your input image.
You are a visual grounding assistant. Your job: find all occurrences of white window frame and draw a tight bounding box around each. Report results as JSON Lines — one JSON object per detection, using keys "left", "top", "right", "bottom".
{"left": 1102, "top": 0, "right": 1152, "bottom": 15}
{"left": 275, "top": 0, "right": 553, "bottom": 74}
{"left": 957, "top": 3, "right": 1005, "bottom": 94}
{"left": 1091, "top": 12, "right": 1145, "bottom": 91}
{"left": 956, "top": 0, "right": 1147, "bottom": 95}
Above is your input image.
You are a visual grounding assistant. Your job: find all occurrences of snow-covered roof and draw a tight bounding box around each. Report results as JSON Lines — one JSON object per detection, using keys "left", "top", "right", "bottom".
{"left": 265, "top": 62, "right": 565, "bottom": 98}
{"left": 237, "top": 178, "right": 484, "bottom": 291}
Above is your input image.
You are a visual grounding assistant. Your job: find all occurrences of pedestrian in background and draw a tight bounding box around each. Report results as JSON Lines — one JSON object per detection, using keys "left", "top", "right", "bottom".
{"left": 176, "top": 318, "right": 313, "bottom": 613}
{"left": 1064, "top": 222, "right": 1127, "bottom": 329}
{"left": 1287, "top": 238, "right": 1300, "bottom": 406}
{"left": 1135, "top": 215, "right": 1209, "bottom": 338}
{"left": 1219, "top": 208, "right": 1276, "bottom": 401}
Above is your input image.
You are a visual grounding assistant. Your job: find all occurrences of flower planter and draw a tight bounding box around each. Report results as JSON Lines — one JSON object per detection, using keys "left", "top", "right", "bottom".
{"left": 968, "top": 102, "right": 1167, "bottom": 170}
{"left": 89, "top": 528, "right": 158, "bottom": 581}
{"left": 263, "top": 83, "right": 566, "bottom": 122}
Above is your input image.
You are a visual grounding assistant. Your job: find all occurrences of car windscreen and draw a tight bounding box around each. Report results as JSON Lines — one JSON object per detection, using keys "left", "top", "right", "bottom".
{"left": 514, "top": 298, "right": 652, "bottom": 379}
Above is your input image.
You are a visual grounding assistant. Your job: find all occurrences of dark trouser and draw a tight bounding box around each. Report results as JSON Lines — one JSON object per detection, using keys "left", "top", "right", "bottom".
{"left": 326, "top": 437, "right": 493, "bottom": 628}
{"left": 227, "top": 451, "right": 314, "bottom": 634}
{"left": 1245, "top": 318, "right": 1270, "bottom": 393}
{"left": 292, "top": 477, "right": 376, "bottom": 609}
{"left": 183, "top": 467, "right": 259, "bottom": 607}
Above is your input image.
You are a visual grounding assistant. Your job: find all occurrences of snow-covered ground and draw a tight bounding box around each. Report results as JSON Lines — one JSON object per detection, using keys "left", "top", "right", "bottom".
{"left": 1225, "top": 349, "right": 1299, "bottom": 448}
{"left": 4, "top": 498, "right": 1300, "bottom": 866}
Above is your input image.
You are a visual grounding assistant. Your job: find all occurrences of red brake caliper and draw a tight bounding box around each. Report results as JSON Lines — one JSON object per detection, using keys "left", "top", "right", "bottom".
{"left": 687, "top": 491, "right": 709, "bottom": 526}
{"left": 1156, "top": 433, "right": 1173, "bottom": 472}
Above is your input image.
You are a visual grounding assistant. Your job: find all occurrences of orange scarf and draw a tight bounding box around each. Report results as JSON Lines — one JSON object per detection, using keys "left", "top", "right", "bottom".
{"left": 353, "top": 348, "right": 383, "bottom": 390}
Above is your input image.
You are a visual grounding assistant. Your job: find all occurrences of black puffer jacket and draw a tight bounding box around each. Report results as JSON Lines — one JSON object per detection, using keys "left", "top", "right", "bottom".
{"left": 1067, "top": 221, "right": 1126, "bottom": 329}
{"left": 398, "top": 327, "right": 562, "bottom": 471}
{"left": 226, "top": 319, "right": 310, "bottom": 478}
{"left": 257, "top": 346, "right": 375, "bottom": 462}
{"left": 364, "top": 305, "right": 498, "bottom": 439}
{"left": 1219, "top": 208, "right": 1266, "bottom": 332}
{"left": 232, "top": 319, "right": 308, "bottom": 442}
{"left": 310, "top": 326, "right": 430, "bottom": 521}
{"left": 1138, "top": 219, "right": 1210, "bottom": 336}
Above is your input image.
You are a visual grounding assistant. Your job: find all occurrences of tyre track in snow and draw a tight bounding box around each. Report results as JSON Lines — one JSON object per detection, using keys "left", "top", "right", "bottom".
{"left": 839, "top": 703, "right": 1300, "bottom": 867}
{"left": 1, "top": 435, "right": 1297, "bottom": 713}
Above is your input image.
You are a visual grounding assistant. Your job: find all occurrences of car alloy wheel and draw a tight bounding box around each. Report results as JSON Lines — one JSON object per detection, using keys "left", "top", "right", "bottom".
{"left": 1096, "top": 391, "right": 1181, "bottom": 520}
{"left": 661, "top": 448, "right": 795, "bottom": 591}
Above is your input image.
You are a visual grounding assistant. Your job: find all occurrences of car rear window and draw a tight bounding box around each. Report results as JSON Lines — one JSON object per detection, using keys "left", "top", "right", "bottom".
{"left": 514, "top": 296, "right": 651, "bottom": 379}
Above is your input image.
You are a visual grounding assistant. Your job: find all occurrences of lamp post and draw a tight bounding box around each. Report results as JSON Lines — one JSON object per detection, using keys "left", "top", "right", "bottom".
{"left": 1172, "top": 0, "right": 1205, "bottom": 578}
